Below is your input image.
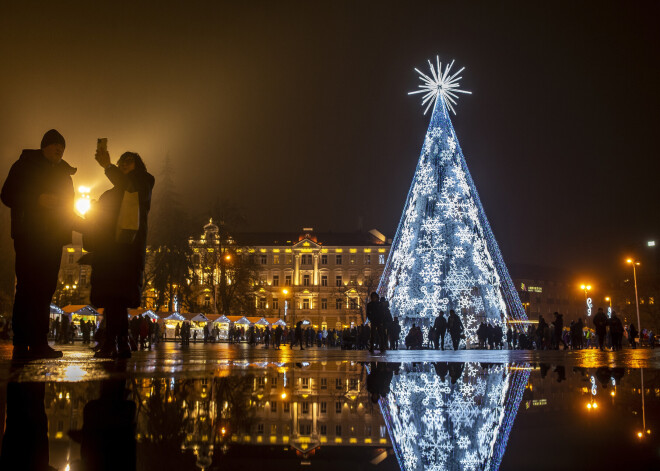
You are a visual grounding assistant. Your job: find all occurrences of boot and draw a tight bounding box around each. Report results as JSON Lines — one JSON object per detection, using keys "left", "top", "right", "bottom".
{"left": 94, "top": 339, "right": 117, "bottom": 359}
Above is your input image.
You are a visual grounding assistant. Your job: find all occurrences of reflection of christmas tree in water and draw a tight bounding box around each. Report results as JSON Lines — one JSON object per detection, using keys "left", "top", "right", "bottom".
{"left": 377, "top": 362, "right": 529, "bottom": 471}
{"left": 379, "top": 58, "right": 527, "bottom": 344}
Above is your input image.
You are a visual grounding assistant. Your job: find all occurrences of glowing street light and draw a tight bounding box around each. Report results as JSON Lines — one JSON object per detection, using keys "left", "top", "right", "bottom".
{"left": 75, "top": 185, "right": 91, "bottom": 216}
{"left": 605, "top": 296, "right": 612, "bottom": 318}
{"left": 580, "top": 284, "right": 593, "bottom": 316}
{"left": 626, "top": 259, "right": 642, "bottom": 338}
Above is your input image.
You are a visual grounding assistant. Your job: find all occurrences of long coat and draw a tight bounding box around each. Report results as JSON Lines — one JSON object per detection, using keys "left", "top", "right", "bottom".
{"left": 1, "top": 149, "right": 75, "bottom": 245}
{"left": 85, "top": 165, "right": 154, "bottom": 308}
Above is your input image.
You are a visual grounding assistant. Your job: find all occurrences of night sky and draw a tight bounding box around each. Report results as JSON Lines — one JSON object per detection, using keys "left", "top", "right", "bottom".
{"left": 1, "top": 1, "right": 658, "bottom": 282}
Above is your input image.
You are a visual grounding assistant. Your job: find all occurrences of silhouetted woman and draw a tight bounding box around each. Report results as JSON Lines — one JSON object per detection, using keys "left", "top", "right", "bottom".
{"left": 85, "top": 150, "right": 154, "bottom": 358}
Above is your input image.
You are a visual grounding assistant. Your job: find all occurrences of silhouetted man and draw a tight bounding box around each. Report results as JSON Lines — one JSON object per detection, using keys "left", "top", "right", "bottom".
{"left": 433, "top": 311, "right": 447, "bottom": 350}
{"left": 1, "top": 130, "right": 75, "bottom": 360}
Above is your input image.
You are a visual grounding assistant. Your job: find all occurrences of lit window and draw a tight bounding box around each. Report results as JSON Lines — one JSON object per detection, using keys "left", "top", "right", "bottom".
{"left": 273, "top": 255, "right": 280, "bottom": 264}
{"left": 378, "top": 254, "right": 385, "bottom": 264}
{"left": 650, "top": 297, "right": 655, "bottom": 305}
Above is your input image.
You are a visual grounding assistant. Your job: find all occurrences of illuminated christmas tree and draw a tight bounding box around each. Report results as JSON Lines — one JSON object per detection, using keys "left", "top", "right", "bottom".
{"left": 379, "top": 57, "right": 527, "bottom": 345}
{"left": 378, "top": 362, "right": 529, "bottom": 471}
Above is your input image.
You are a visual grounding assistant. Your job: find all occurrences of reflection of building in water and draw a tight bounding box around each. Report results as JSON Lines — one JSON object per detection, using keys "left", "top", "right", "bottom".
{"left": 130, "top": 361, "right": 390, "bottom": 467}
{"left": 379, "top": 362, "right": 528, "bottom": 471}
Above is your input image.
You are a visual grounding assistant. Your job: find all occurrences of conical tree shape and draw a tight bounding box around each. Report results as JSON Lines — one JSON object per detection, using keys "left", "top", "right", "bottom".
{"left": 380, "top": 98, "right": 527, "bottom": 344}
{"left": 377, "top": 362, "right": 529, "bottom": 471}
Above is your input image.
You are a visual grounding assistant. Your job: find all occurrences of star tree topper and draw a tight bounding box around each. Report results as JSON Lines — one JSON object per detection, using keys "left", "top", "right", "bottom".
{"left": 408, "top": 56, "right": 472, "bottom": 115}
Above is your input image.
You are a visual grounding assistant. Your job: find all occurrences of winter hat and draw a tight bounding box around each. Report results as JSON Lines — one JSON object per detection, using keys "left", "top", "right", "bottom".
{"left": 40, "top": 129, "right": 66, "bottom": 149}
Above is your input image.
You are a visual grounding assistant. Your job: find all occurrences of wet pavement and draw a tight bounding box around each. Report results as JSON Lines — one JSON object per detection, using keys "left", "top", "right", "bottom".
{"left": 0, "top": 341, "right": 659, "bottom": 470}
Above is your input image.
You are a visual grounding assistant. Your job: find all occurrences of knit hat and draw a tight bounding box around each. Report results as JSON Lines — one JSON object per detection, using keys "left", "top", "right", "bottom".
{"left": 40, "top": 129, "right": 66, "bottom": 149}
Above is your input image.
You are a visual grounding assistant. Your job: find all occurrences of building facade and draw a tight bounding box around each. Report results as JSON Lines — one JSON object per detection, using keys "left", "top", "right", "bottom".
{"left": 189, "top": 222, "right": 391, "bottom": 329}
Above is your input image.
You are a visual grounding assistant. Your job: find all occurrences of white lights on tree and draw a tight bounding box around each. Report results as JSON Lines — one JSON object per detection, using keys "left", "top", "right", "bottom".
{"left": 376, "top": 362, "right": 529, "bottom": 471}
{"left": 379, "top": 57, "right": 528, "bottom": 346}
{"left": 408, "top": 57, "right": 472, "bottom": 115}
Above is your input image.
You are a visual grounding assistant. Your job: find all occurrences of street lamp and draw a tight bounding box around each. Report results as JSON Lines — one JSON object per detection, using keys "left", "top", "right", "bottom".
{"left": 605, "top": 296, "right": 612, "bottom": 318}
{"left": 626, "top": 259, "right": 642, "bottom": 341}
{"left": 580, "top": 284, "right": 593, "bottom": 316}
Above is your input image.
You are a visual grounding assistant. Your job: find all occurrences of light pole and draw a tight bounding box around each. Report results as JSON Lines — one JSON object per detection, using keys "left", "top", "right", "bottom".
{"left": 605, "top": 296, "right": 612, "bottom": 318}
{"left": 626, "top": 259, "right": 642, "bottom": 343}
{"left": 580, "top": 283, "right": 592, "bottom": 317}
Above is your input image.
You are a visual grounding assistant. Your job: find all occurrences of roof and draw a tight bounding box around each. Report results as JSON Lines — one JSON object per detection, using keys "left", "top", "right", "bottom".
{"left": 62, "top": 305, "right": 99, "bottom": 315}
{"left": 231, "top": 230, "right": 390, "bottom": 247}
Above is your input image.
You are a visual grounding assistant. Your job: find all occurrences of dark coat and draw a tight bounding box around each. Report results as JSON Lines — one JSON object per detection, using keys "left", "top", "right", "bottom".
{"left": 366, "top": 301, "right": 382, "bottom": 325}
{"left": 1, "top": 149, "right": 75, "bottom": 245}
{"left": 85, "top": 165, "right": 154, "bottom": 308}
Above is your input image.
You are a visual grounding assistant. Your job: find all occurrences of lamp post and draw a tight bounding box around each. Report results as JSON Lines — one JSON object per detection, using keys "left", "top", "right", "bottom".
{"left": 580, "top": 283, "right": 592, "bottom": 317}
{"left": 604, "top": 296, "right": 612, "bottom": 319}
{"left": 626, "top": 259, "right": 642, "bottom": 343}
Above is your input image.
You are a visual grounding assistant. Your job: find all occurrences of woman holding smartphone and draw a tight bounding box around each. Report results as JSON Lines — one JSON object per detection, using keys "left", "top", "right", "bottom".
{"left": 85, "top": 145, "right": 155, "bottom": 358}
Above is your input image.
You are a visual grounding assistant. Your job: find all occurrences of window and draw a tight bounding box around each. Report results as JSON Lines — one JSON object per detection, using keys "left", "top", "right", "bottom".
{"left": 271, "top": 401, "right": 277, "bottom": 412}
{"left": 336, "top": 255, "right": 342, "bottom": 265}
{"left": 301, "top": 402, "right": 309, "bottom": 414}
{"left": 273, "top": 254, "right": 280, "bottom": 264}
{"left": 350, "top": 298, "right": 358, "bottom": 309}
{"left": 259, "top": 297, "right": 266, "bottom": 309}
{"left": 272, "top": 275, "right": 279, "bottom": 286}
{"left": 320, "top": 424, "right": 327, "bottom": 436}
{"left": 286, "top": 255, "right": 293, "bottom": 264}
{"left": 379, "top": 254, "right": 385, "bottom": 264}
{"left": 321, "top": 254, "right": 328, "bottom": 265}
{"left": 284, "top": 402, "right": 290, "bottom": 412}
{"left": 365, "top": 254, "right": 371, "bottom": 265}
{"left": 336, "top": 275, "right": 343, "bottom": 287}
{"left": 320, "top": 378, "right": 327, "bottom": 389}
{"left": 336, "top": 425, "right": 342, "bottom": 436}
{"left": 79, "top": 271, "right": 87, "bottom": 285}
{"left": 336, "top": 378, "right": 342, "bottom": 390}
{"left": 366, "top": 425, "right": 372, "bottom": 436}
{"left": 68, "top": 253, "right": 74, "bottom": 264}
{"left": 261, "top": 254, "right": 268, "bottom": 264}
{"left": 302, "top": 377, "right": 309, "bottom": 388}
{"left": 380, "top": 426, "right": 387, "bottom": 437}
{"left": 303, "top": 274, "right": 310, "bottom": 286}
{"left": 272, "top": 298, "right": 279, "bottom": 310}
{"left": 271, "top": 376, "right": 277, "bottom": 387}
{"left": 336, "top": 401, "right": 342, "bottom": 413}
{"left": 650, "top": 297, "right": 655, "bottom": 305}
{"left": 321, "top": 298, "right": 328, "bottom": 310}
{"left": 336, "top": 298, "right": 342, "bottom": 310}
{"left": 302, "top": 424, "right": 311, "bottom": 435}
{"left": 321, "top": 401, "right": 327, "bottom": 413}
{"left": 350, "top": 273, "right": 357, "bottom": 285}
{"left": 285, "top": 275, "right": 292, "bottom": 286}
{"left": 257, "top": 423, "right": 264, "bottom": 434}
{"left": 270, "top": 424, "right": 277, "bottom": 434}
{"left": 350, "top": 378, "right": 358, "bottom": 390}
{"left": 350, "top": 255, "right": 356, "bottom": 264}
{"left": 321, "top": 275, "right": 328, "bottom": 286}
{"left": 303, "top": 299, "right": 310, "bottom": 310}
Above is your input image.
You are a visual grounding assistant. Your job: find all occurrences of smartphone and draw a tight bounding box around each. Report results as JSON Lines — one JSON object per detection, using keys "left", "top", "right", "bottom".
{"left": 97, "top": 138, "right": 108, "bottom": 152}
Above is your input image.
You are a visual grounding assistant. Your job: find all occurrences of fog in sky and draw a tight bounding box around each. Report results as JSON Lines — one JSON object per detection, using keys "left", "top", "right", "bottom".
{"left": 1, "top": 1, "right": 659, "bottom": 280}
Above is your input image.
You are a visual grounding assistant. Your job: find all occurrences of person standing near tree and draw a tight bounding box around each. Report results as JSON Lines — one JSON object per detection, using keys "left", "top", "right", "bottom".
{"left": 433, "top": 311, "right": 447, "bottom": 350}
{"left": 448, "top": 310, "right": 464, "bottom": 351}
{"left": 1, "top": 130, "right": 76, "bottom": 360}
{"left": 83, "top": 149, "right": 154, "bottom": 359}
{"left": 366, "top": 292, "right": 383, "bottom": 353}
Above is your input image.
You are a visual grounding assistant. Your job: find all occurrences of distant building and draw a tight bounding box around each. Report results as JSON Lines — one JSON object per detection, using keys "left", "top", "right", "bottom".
{"left": 188, "top": 221, "right": 391, "bottom": 329}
